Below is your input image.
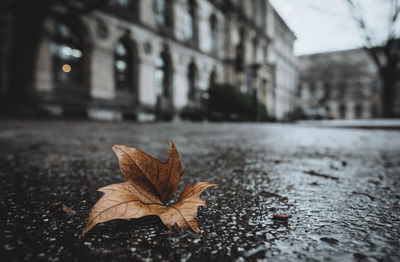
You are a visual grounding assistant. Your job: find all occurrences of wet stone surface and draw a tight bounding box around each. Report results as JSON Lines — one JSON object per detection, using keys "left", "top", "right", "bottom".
{"left": 1, "top": 120, "right": 399, "bottom": 261}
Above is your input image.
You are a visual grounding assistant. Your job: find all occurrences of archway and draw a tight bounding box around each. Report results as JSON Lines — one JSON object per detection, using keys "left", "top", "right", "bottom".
{"left": 155, "top": 49, "right": 173, "bottom": 120}
{"left": 114, "top": 37, "right": 138, "bottom": 103}
{"left": 187, "top": 62, "right": 197, "bottom": 103}
{"left": 49, "top": 20, "right": 90, "bottom": 114}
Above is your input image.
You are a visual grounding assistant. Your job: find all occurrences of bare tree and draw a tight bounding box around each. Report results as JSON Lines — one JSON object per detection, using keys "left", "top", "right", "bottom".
{"left": 346, "top": 0, "right": 400, "bottom": 117}
{"left": 0, "top": 0, "right": 109, "bottom": 115}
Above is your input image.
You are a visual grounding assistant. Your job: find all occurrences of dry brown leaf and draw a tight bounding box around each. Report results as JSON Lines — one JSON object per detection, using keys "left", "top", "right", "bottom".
{"left": 83, "top": 141, "right": 216, "bottom": 235}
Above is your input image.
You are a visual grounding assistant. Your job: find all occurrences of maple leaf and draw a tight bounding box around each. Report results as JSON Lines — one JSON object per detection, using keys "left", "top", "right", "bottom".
{"left": 83, "top": 141, "right": 216, "bottom": 235}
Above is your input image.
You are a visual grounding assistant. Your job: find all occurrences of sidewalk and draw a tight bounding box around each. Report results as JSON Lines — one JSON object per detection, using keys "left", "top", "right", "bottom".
{"left": 297, "top": 119, "right": 400, "bottom": 129}
{"left": 1, "top": 120, "right": 399, "bottom": 261}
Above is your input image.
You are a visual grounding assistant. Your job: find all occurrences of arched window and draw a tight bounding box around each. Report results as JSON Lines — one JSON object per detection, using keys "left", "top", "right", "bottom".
{"left": 50, "top": 21, "right": 83, "bottom": 89}
{"left": 339, "top": 104, "right": 346, "bottom": 119}
{"left": 155, "top": 52, "right": 172, "bottom": 98}
{"left": 186, "top": 0, "right": 197, "bottom": 43}
{"left": 188, "top": 62, "right": 197, "bottom": 102}
{"left": 209, "top": 14, "right": 218, "bottom": 54}
{"left": 114, "top": 39, "right": 137, "bottom": 96}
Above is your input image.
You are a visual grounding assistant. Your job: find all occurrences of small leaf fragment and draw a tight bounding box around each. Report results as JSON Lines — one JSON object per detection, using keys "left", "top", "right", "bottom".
{"left": 51, "top": 202, "right": 76, "bottom": 216}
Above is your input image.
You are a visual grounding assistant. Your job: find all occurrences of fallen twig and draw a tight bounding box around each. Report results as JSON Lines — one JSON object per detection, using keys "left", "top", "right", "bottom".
{"left": 303, "top": 170, "right": 339, "bottom": 181}
{"left": 260, "top": 191, "right": 283, "bottom": 198}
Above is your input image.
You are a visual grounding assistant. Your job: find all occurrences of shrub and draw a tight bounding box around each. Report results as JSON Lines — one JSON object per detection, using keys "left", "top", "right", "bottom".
{"left": 207, "top": 83, "right": 268, "bottom": 122}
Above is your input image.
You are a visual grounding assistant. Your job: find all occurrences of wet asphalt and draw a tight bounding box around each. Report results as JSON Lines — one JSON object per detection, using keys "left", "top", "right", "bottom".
{"left": 0, "top": 120, "right": 399, "bottom": 261}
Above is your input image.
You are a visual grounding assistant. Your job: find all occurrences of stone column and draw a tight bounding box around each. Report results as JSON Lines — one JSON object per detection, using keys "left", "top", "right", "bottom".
{"left": 89, "top": 46, "right": 114, "bottom": 100}
{"left": 34, "top": 36, "right": 53, "bottom": 94}
{"left": 87, "top": 45, "right": 121, "bottom": 120}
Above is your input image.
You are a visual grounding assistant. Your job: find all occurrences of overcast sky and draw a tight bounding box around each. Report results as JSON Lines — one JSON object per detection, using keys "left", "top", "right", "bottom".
{"left": 270, "top": 0, "right": 395, "bottom": 56}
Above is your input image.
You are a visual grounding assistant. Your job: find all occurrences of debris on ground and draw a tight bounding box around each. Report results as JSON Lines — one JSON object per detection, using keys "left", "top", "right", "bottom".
{"left": 50, "top": 202, "right": 76, "bottom": 216}
{"left": 272, "top": 213, "right": 291, "bottom": 223}
{"left": 303, "top": 170, "right": 339, "bottom": 180}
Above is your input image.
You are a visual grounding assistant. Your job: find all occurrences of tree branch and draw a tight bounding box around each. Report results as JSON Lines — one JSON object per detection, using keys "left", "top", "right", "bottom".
{"left": 346, "top": 0, "right": 377, "bottom": 48}
{"left": 387, "top": 0, "right": 399, "bottom": 39}
{"left": 346, "top": 0, "right": 400, "bottom": 71}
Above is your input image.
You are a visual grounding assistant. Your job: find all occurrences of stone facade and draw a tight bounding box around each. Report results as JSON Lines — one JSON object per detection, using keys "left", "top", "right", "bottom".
{"left": 266, "top": 4, "right": 298, "bottom": 119}
{"left": 1, "top": 0, "right": 297, "bottom": 121}
{"left": 298, "top": 48, "right": 381, "bottom": 119}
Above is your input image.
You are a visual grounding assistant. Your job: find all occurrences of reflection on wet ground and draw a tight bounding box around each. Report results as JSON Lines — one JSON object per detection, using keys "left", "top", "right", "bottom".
{"left": 1, "top": 121, "right": 399, "bottom": 261}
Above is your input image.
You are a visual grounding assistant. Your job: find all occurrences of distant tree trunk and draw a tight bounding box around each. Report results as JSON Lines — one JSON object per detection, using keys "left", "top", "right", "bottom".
{"left": 380, "top": 68, "right": 397, "bottom": 117}
{"left": 6, "top": 3, "right": 45, "bottom": 114}
{"left": 346, "top": 0, "right": 400, "bottom": 118}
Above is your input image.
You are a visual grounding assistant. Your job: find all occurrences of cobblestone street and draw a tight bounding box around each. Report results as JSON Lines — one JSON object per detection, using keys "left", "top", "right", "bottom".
{"left": 1, "top": 120, "right": 399, "bottom": 261}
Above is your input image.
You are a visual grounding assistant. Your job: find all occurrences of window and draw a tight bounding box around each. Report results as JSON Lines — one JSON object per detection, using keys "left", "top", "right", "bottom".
{"left": 370, "top": 79, "right": 378, "bottom": 94}
{"left": 252, "top": 38, "right": 258, "bottom": 62}
{"left": 210, "top": 14, "right": 218, "bottom": 54}
{"left": 309, "top": 84, "right": 316, "bottom": 98}
{"left": 263, "top": 45, "right": 268, "bottom": 62}
{"left": 209, "top": 70, "right": 216, "bottom": 88}
{"left": 337, "top": 82, "right": 346, "bottom": 99}
{"left": 297, "top": 84, "right": 302, "bottom": 97}
{"left": 188, "top": 62, "right": 197, "bottom": 102}
{"left": 339, "top": 104, "right": 346, "bottom": 119}
{"left": 353, "top": 81, "right": 363, "bottom": 98}
{"left": 324, "top": 83, "right": 331, "bottom": 99}
{"left": 261, "top": 79, "right": 267, "bottom": 101}
{"left": 50, "top": 21, "right": 83, "bottom": 87}
{"left": 110, "top": 0, "right": 135, "bottom": 11}
{"left": 155, "top": 0, "right": 172, "bottom": 28}
{"left": 371, "top": 104, "right": 378, "bottom": 117}
{"left": 235, "top": 28, "right": 245, "bottom": 72}
{"left": 186, "top": 0, "right": 197, "bottom": 43}
{"left": 155, "top": 52, "right": 171, "bottom": 98}
{"left": 355, "top": 104, "right": 362, "bottom": 118}
{"left": 260, "top": 0, "right": 266, "bottom": 30}
{"left": 114, "top": 39, "right": 137, "bottom": 95}
{"left": 235, "top": 43, "right": 244, "bottom": 72}
{"left": 155, "top": 0, "right": 166, "bottom": 26}
{"left": 108, "top": 0, "right": 138, "bottom": 20}
{"left": 252, "top": 0, "right": 257, "bottom": 16}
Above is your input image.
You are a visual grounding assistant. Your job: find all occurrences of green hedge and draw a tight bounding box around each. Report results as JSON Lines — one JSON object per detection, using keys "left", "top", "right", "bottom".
{"left": 208, "top": 83, "right": 268, "bottom": 122}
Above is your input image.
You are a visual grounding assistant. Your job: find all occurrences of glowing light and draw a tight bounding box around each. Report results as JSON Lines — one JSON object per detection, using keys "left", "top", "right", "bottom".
{"left": 62, "top": 64, "right": 71, "bottom": 73}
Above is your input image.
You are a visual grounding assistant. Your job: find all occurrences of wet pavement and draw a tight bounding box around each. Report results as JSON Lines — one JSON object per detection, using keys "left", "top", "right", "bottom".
{"left": 1, "top": 120, "right": 399, "bottom": 261}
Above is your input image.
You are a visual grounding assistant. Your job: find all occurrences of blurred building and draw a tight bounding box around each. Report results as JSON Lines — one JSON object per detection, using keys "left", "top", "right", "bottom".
{"left": 0, "top": 0, "right": 297, "bottom": 121}
{"left": 298, "top": 48, "right": 381, "bottom": 119}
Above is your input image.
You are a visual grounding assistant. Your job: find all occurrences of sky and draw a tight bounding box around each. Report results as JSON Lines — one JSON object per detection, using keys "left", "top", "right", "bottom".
{"left": 270, "top": 0, "right": 397, "bottom": 56}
